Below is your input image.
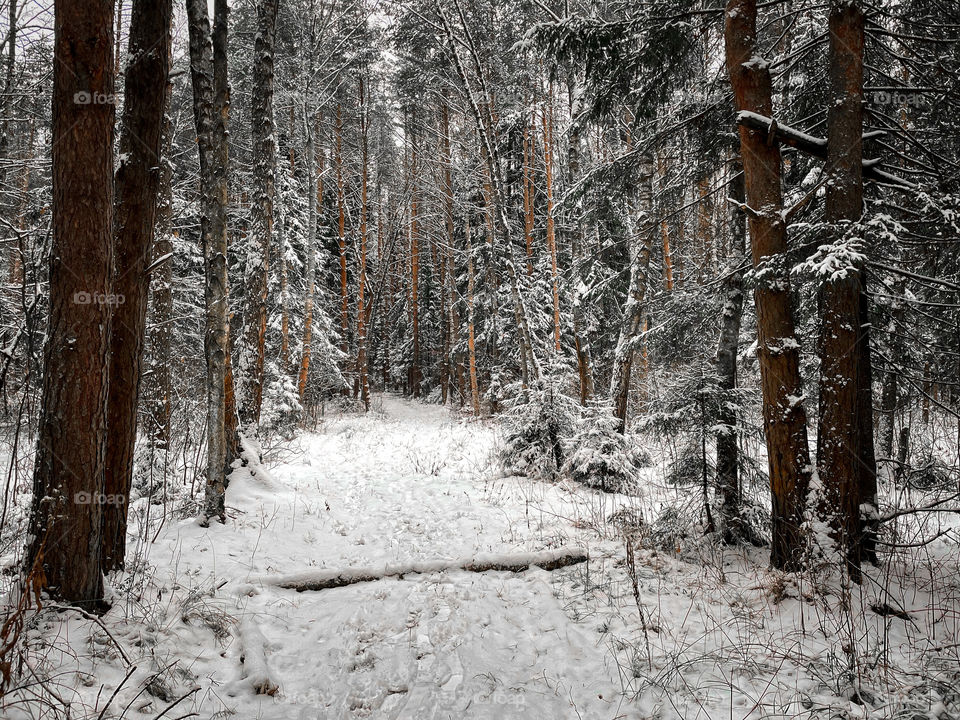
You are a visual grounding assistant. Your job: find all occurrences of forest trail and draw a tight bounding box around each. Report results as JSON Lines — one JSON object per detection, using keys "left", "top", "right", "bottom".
{"left": 13, "top": 398, "right": 955, "bottom": 720}
{"left": 144, "top": 395, "right": 624, "bottom": 720}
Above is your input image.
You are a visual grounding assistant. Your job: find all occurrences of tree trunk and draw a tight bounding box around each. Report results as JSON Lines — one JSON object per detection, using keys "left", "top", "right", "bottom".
{"left": 610, "top": 153, "right": 653, "bottom": 434}
{"left": 716, "top": 158, "right": 746, "bottom": 544}
{"left": 434, "top": 2, "right": 540, "bottom": 383}
{"left": 879, "top": 354, "right": 897, "bottom": 467}
{"left": 299, "top": 112, "right": 320, "bottom": 401}
{"left": 147, "top": 110, "right": 174, "bottom": 452}
{"left": 542, "top": 86, "right": 561, "bottom": 353}
{"left": 237, "top": 0, "right": 278, "bottom": 430}
{"left": 725, "top": 0, "right": 812, "bottom": 571}
{"left": 357, "top": 76, "right": 370, "bottom": 410}
{"left": 213, "top": 0, "right": 239, "bottom": 472}
{"left": 817, "top": 0, "right": 877, "bottom": 575}
{"left": 186, "top": 0, "right": 229, "bottom": 524}
{"left": 409, "top": 116, "right": 421, "bottom": 397}
{"left": 25, "top": 0, "right": 115, "bottom": 607}
{"left": 466, "top": 219, "right": 481, "bottom": 416}
{"left": 522, "top": 109, "right": 535, "bottom": 277}
{"left": 279, "top": 212, "right": 290, "bottom": 373}
{"left": 566, "top": 91, "right": 594, "bottom": 404}
{"left": 274, "top": 548, "right": 589, "bottom": 592}
{"left": 335, "top": 104, "right": 349, "bottom": 393}
{"left": 0, "top": 0, "right": 17, "bottom": 232}
{"left": 441, "top": 100, "right": 456, "bottom": 404}
{"left": 657, "top": 154, "right": 675, "bottom": 291}
{"left": 695, "top": 176, "right": 714, "bottom": 281}
{"left": 102, "top": 0, "right": 173, "bottom": 573}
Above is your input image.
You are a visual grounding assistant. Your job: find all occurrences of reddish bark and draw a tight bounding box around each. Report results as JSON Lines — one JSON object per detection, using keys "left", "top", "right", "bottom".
{"left": 725, "top": 0, "right": 812, "bottom": 570}
{"left": 102, "top": 0, "right": 173, "bottom": 572}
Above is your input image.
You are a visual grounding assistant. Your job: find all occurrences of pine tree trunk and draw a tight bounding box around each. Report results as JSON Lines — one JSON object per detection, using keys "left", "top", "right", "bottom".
{"left": 695, "top": 176, "right": 714, "bottom": 281}
{"left": 725, "top": 0, "right": 812, "bottom": 571}
{"left": 657, "top": 154, "right": 675, "bottom": 291}
{"left": 879, "top": 356, "right": 897, "bottom": 466}
{"left": 0, "top": 0, "right": 17, "bottom": 240}
{"left": 466, "top": 219, "right": 481, "bottom": 416}
{"left": 7, "top": 117, "right": 33, "bottom": 301}
{"left": 113, "top": 0, "right": 123, "bottom": 82}
{"left": 716, "top": 157, "right": 746, "bottom": 544}
{"left": 610, "top": 153, "right": 653, "bottom": 434}
{"left": 356, "top": 76, "right": 370, "bottom": 410}
{"left": 102, "top": 0, "right": 173, "bottom": 573}
{"left": 147, "top": 70, "right": 175, "bottom": 450}
{"left": 186, "top": 0, "right": 229, "bottom": 524}
{"left": 409, "top": 118, "right": 421, "bottom": 397}
{"left": 818, "top": 0, "right": 877, "bottom": 574}
{"left": 25, "top": 0, "right": 114, "bottom": 607}
{"left": 335, "top": 104, "right": 350, "bottom": 393}
{"left": 856, "top": 280, "right": 878, "bottom": 563}
{"left": 523, "top": 110, "right": 535, "bottom": 277}
{"left": 279, "top": 215, "right": 290, "bottom": 373}
{"left": 237, "top": 0, "right": 278, "bottom": 430}
{"left": 566, "top": 96, "right": 594, "bottom": 404}
{"left": 148, "top": 117, "right": 174, "bottom": 451}
{"left": 441, "top": 100, "right": 456, "bottom": 404}
{"left": 299, "top": 111, "right": 320, "bottom": 401}
{"left": 542, "top": 87, "right": 561, "bottom": 353}
{"left": 433, "top": 3, "right": 539, "bottom": 384}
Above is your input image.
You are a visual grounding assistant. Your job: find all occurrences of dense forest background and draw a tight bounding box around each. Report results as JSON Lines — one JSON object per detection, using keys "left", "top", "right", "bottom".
{"left": 1, "top": 0, "right": 959, "bottom": 585}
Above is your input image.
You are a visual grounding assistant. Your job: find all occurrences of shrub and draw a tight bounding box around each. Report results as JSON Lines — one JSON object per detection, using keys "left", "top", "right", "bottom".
{"left": 499, "top": 378, "right": 579, "bottom": 480}
{"left": 563, "top": 412, "right": 649, "bottom": 493}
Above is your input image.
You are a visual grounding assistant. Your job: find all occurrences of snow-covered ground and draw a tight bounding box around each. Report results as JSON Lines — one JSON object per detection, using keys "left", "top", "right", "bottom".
{"left": 3, "top": 395, "right": 959, "bottom": 719}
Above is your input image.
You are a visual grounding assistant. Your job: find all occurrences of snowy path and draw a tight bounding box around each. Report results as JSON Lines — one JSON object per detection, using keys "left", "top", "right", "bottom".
{"left": 10, "top": 395, "right": 954, "bottom": 720}
{"left": 141, "top": 395, "right": 626, "bottom": 719}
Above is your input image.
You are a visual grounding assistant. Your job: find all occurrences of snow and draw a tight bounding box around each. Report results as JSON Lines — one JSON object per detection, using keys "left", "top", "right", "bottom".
{"left": 4, "top": 396, "right": 959, "bottom": 719}
{"left": 267, "top": 547, "right": 588, "bottom": 590}
{"left": 237, "top": 617, "right": 279, "bottom": 696}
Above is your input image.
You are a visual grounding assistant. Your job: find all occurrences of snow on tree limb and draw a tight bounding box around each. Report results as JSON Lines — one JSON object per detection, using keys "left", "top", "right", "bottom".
{"left": 735, "top": 111, "right": 916, "bottom": 188}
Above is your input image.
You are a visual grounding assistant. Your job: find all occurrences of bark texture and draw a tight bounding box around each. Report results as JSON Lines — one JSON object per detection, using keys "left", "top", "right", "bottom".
{"left": 237, "top": 0, "right": 278, "bottom": 429}
{"left": 610, "top": 153, "right": 653, "bottom": 434}
{"left": 357, "top": 76, "right": 370, "bottom": 409}
{"left": 102, "top": 0, "right": 173, "bottom": 574}
{"left": 818, "top": 0, "right": 877, "bottom": 574}
{"left": 186, "top": 0, "right": 230, "bottom": 524}
{"left": 725, "top": 0, "right": 812, "bottom": 570}
{"left": 147, "top": 77, "right": 175, "bottom": 449}
{"left": 716, "top": 160, "right": 746, "bottom": 544}
{"left": 25, "top": 0, "right": 115, "bottom": 607}
{"left": 298, "top": 112, "right": 319, "bottom": 401}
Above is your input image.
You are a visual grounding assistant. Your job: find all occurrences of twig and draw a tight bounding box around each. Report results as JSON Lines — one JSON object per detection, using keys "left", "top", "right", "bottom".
{"left": 877, "top": 492, "right": 960, "bottom": 523}
{"left": 96, "top": 664, "right": 138, "bottom": 720}
{"left": 49, "top": 604, "right": 133, "bottom": 667}
{"left": 154, "top": 686, "right": 200, "bottom": 719}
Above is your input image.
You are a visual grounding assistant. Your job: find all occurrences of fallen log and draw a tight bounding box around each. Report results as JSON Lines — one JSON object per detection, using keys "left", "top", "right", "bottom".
{"left": 267, "top": 547, "right": 589, "bottom": 592}
{"left": 237, "top": 618, "right": 279, "bottom": 696}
